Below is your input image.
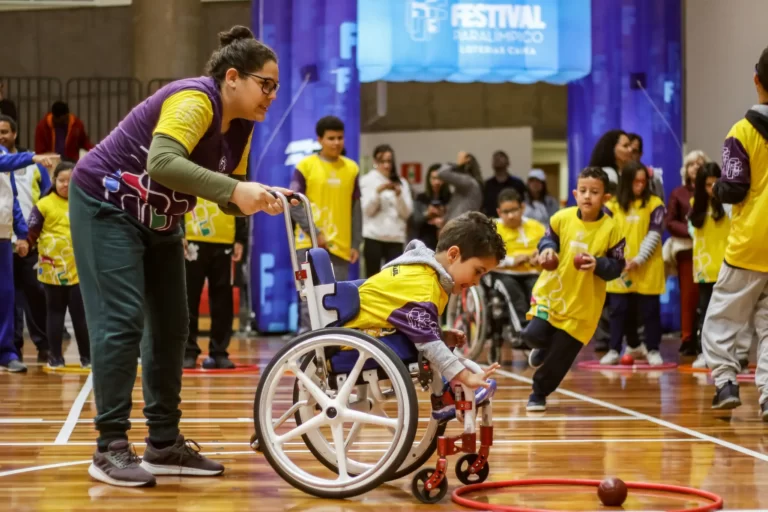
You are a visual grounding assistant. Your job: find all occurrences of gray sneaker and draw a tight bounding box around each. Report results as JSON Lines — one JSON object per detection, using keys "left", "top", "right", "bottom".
{"left": 88, "top": 440, "right": 156, "bottom": 487}
{"left": 141, "top": 435, "right": 225, "bottom": 476}
{"left": 1, "top": 360, "right": 27, "bottom": 373}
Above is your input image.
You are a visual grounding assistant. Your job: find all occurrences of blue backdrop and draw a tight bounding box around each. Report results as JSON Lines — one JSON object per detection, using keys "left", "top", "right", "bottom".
{"left": 250, "top": 0, "right": 360, "bottom": 332}
{"left": 566, "top": 0, "right": 683, "bottom": 331}
{"left": 358, "top": 0, "right": 591, "bottom": 84}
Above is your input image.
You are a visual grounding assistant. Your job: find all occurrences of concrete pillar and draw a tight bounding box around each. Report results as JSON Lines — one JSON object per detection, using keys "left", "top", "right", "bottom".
{"left": 133, "top": 0, "right": 202, "bottom": 84}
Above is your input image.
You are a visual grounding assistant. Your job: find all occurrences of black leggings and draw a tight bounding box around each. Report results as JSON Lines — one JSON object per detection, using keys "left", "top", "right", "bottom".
{"left": 521, "top": 317, "right": 584, "bottom": 397}
{"left": 363, "top": 238, "right": 403, "bottom": 278}
{"left": 43, "top": 283, "right": 90, "bottom": 362}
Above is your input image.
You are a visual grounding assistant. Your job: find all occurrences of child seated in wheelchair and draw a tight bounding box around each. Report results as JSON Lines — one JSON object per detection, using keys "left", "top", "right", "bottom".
{"left": 494, "top": 188, "right": 547, "bottom": 328}
{"left": 345, "top": 211, "right": 507, "bottom": 422}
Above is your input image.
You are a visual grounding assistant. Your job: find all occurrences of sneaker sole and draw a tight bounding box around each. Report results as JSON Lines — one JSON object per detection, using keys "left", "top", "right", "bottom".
{"left": 712, "top": 397, "right": 742, "bottom": 410}
{"left": 140, "top": 461, "right": 224, "bottom": 476}
{"left": 526, "top": 404, "right": 546, "bottom": 412}
{"left": 88, "top": 463, "right": 156, "bottom": 488}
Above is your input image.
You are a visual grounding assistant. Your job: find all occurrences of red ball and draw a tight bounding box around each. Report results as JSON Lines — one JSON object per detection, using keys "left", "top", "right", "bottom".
{"left": 574, "top": 252, "right": 591, "bottom": 270}
{"left": 620, "top": 354, "right": 634, "bottom": 366}
{"left": 597, "top": 477, "right": 628, "bottom": 507}
{"left": 541, "top": 253, "right": 559, "bottom": 271}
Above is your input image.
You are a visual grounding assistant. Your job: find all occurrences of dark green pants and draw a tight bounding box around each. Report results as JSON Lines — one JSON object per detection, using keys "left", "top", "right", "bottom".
{"left": 69, "top": 181, "right": 188, "bottom": 451}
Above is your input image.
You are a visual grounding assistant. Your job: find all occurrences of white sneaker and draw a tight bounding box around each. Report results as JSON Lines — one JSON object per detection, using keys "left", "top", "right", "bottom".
{"left": 625, "top": 343, "right": 648, "bottom": 360}
{"left": 646, "top": 350, "right": 664, "bottom": 366}
{"left": 692, "top": 353, "right": 707, "bottom": 369}
{"left": 600, "top": 350, "right": 620, "bottom": 365}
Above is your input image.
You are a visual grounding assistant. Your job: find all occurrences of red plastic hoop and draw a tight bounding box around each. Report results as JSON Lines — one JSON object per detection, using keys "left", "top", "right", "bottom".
{"left": 451, "top": 478, "right": 723, "bottom": 512}
{"left": 577, "top": 360, "right": 678, "bottom": 371}
{"left": 183, "top": 364, "right": 259, "bottom": 374}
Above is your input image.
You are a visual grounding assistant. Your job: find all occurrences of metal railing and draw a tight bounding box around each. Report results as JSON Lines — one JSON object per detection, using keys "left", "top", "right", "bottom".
{"left": 0, "top": 77, "right": 63, "bottom": 150}
{"left": 65, "top": 77, "right": 143, "bottom": 143}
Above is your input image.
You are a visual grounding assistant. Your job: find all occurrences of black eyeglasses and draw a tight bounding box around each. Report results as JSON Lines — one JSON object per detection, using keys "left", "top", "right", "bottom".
{"left": 243, "top": 72, "right": 279, "bottom": 95}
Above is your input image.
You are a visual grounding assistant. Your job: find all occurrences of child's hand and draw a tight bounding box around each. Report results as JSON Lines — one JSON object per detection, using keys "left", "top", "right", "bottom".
{"left": 443, "top": 329, "right": 467, "bottom": 348}
{"left": 456, "top": 363, "right": 500, "bottom": 389}
{"left": 624, "top": 259, "right": 639, "bottom": 271}
{"left": 579, "top": 253, "right": 596, "bottom": 271}
{"left": 538, "top": 248, "right": 555, "bottom": 265}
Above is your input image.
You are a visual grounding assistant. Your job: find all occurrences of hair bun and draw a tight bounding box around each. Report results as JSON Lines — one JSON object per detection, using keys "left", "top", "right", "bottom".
{"left": 219, "top": 25, "right": 254, "bottom": 47}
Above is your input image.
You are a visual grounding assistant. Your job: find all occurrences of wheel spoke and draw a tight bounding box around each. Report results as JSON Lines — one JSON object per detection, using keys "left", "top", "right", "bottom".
{"left": 344, "top": 421, "right": 363, "bottom": 451}
{"left": 290, "top": 361, "right": 330, "bottom": 409}
{"left": 330, "top": 423, "right": 349, "bottom": 481}
{"left": 369, "top": 401, "right": 397, "bottom": 435}
{"left": 275, "top": 410, "right": 326, "bottom": 445}
{"left": 342, "top": 408, "right": 399, "bottom": 429}
{"left": 337, "top": 350, "right": 368, "bottom": 404}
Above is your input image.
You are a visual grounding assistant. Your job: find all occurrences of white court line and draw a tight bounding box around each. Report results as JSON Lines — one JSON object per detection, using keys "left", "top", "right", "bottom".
{"left": 54, "top": 373, "right": 93, "bottom": 445}
{"left": 494, "top": 368, "right": 768, "bottom": 464}
{"left": 0, "top": 415, "right": 637, "bottom": 425}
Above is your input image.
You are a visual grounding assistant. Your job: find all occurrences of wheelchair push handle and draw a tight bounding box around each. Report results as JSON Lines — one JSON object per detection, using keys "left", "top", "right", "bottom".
{"left": 270, "top": 190, "right": 319, "bottom": 277}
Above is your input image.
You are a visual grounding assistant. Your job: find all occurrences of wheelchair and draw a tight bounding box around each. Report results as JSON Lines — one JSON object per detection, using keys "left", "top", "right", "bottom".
{"left": 446, "top": 270, "right": 529, "bottom": 365}
{"left": 252, "top": 192, "right": 495, "bottom": 503}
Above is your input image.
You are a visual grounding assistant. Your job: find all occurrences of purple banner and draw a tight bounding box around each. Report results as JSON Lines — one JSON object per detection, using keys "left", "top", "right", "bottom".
{"left": 249, "top": 0, "right": 359, "bottom": 332}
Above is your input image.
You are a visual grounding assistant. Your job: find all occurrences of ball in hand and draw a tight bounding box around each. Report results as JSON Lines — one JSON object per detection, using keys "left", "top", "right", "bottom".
{"left": 540, "top": 253, "right": 559, "bottom": 271}
{"left": 597, "top": 477, "right": 628, "bottom": 507}
{"left": 574, "top": 252, "right": 591, "bottom": 270}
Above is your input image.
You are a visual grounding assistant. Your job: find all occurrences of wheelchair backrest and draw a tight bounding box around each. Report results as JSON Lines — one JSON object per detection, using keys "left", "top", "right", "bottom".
{"left": 306, "top": 249, "right": 365, "bottom": 329}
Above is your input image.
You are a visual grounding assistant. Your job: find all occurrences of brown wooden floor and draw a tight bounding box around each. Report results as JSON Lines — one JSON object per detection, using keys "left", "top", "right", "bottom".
{"left": 2, "top": 333, "right": 767, "bottom": 511}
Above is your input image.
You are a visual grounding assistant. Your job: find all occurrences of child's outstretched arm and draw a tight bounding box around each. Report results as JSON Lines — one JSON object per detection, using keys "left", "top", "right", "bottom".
{"left": 594, "top": 238, "right": 626, "bottom": 281}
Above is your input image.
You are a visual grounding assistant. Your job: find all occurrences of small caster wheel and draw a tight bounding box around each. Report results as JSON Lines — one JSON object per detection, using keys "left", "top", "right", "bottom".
{"left": 455, "top": 453, "right": 489, "bottom": 485}
{"left": 250, "top": 432, "right": 261, "bottom": 452}
{"left": 412, "top": 468, "right": 448, "bottom": 504}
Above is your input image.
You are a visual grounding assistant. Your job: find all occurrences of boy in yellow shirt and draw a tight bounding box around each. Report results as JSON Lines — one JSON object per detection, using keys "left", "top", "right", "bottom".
{"left": 291, "top": 116, "right": 361, "bottom": 333}
{"left": 524, "top": 167, "right": 626, "bottom": 411}
{"left": 703, "top": 46, "right": 768, "bottom": 415}
{"left": 494, "top": 188, "right": 546, "bottom": 328}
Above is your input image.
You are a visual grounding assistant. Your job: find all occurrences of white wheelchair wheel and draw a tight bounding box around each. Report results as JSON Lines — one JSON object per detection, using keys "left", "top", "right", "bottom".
{"left": 254, "top": 328, "right": 418, "bottom": 499}
{"left": 293, "top": 355, "right": 446, "bottom": 481}
{"left": 446, "top": 285, "right": 487, "bottom": 361}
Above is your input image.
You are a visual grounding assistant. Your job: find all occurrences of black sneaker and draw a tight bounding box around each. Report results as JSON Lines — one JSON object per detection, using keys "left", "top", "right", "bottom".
{"left": 526, "top": 393, "right": 546, "bottom": 412}
{"left": 183, "top": 356, "right": 197, "bottom": 370}
{"left": 712, "top": 381, "right": 741, "bottom": 410}
{"left": 88, "top": 440, "right": 156, "bottom": 487}
{"left": 528, "top": 348, "right": 547, "bottom": 369}
{"left": 202, "top": 357, "right": 235, "bottom": 370}
{"left": 47, "top": 358, "right": 65, "bottom": 369}
{"left": 141, "top": 435, "right": 224, "bottom": 476}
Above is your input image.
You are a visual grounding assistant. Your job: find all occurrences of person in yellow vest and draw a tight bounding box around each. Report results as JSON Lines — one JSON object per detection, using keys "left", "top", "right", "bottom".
{"left": 600, "top": 161, "right": 666, "bottom": 367}
{"left": 524, "top": 168, "right": 626, "bottom": 412}
{"left": 183, "top": 198, "right": 247, "bottom": 369}
{"left": 688, "top": 162, "right": 732, "bottom": 369}
{"left": 26, "top": 161, "right": 90, "bottom": 368}
{"left": 290, "top": 116, "right": 361, "bottom": 333}
{"left": 494, "top": 188, "right": 545, "bottom": 326}
{"left": 704, "top": 48, "right": 768, "bottom": 413}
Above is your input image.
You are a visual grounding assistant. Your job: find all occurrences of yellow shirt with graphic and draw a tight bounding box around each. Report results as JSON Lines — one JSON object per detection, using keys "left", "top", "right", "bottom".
{"left": 527, "top": 207, "right": 625, "bottom": 344}
{"left": 28, "top": 194, "right": 78, "bottom": 286}
{"left": 294, "top": 154, "right": 359, "bottom": 261}
{"left": 185, "top": 198, "right": 236, "bottom": 244}
{"left": 720, "top": 117, "right": 768, "bottom": 272}
{"left": 605, "top": 196, "right": 666, "bottom": 295}
{"left": 345, "top": 263, "right": 449, "bottom": 344}
{"left": 690, "top": 198, "right": 730, "bottom": 284}
{"left": 496, "top": 217, "right": 546, "bottom": 273}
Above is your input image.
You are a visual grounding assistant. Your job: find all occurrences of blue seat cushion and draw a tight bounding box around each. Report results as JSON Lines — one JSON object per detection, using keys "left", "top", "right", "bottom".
{"left": 328, "top": 332, "right": 419, "bottom": 374}
{"left": 323, "top": 279, "right": 365, "bottom": 327}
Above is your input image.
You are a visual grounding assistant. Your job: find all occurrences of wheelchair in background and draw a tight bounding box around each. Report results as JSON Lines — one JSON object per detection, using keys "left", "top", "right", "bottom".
{"left": 251, "top": 192, "right": 496, "bottom": 503}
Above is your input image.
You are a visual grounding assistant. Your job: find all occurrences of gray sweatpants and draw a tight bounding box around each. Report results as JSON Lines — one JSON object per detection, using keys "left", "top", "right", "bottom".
{"left": 297, "top": 249, "right": 349, "bottom": 333}
{"left": 702, "top": 264, "right": 767, "bottom": 403}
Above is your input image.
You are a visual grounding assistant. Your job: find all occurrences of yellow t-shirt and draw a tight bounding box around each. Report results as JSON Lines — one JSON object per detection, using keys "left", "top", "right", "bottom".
{"left": 294, "top": 154, "right": 359, "bottom": 261}
{"left": 605, "top": 196, "right": 666, "bottom": 295}
{"left": 496, "top": 217, "right": 546, "bottom": 273}
{"left": 153, "top": 89, "right": 252, "bottom": 180}
{"left": 691, "top": 199, "right": 730, "bottom": 284}
{"left": 185, "top": 198, "right": 236, "bottom": 244}
{"left": 344, "top": 263, "right": 449, "bottom": 343}
{"left": 527, "top": 207, "right": 625, "bottom": 344}
{"left": 30, "top": 194, "right": 78, "bottom": 286}
{"left": 721, "top": 117, "right": 768, "bottom": 272}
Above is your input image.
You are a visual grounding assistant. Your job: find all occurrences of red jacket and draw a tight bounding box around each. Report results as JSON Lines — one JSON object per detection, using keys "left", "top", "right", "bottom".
{"left": 665, "top": 184, "right": 694, "bottom": 238}
{"left": 34, "top": 113, "right": 94, "bottom": 162}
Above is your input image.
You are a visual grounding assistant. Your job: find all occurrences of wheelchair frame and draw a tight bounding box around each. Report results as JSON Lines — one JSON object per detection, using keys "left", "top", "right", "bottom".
{"left": 252, "top": 192, "right": 495, "bottom": 503}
